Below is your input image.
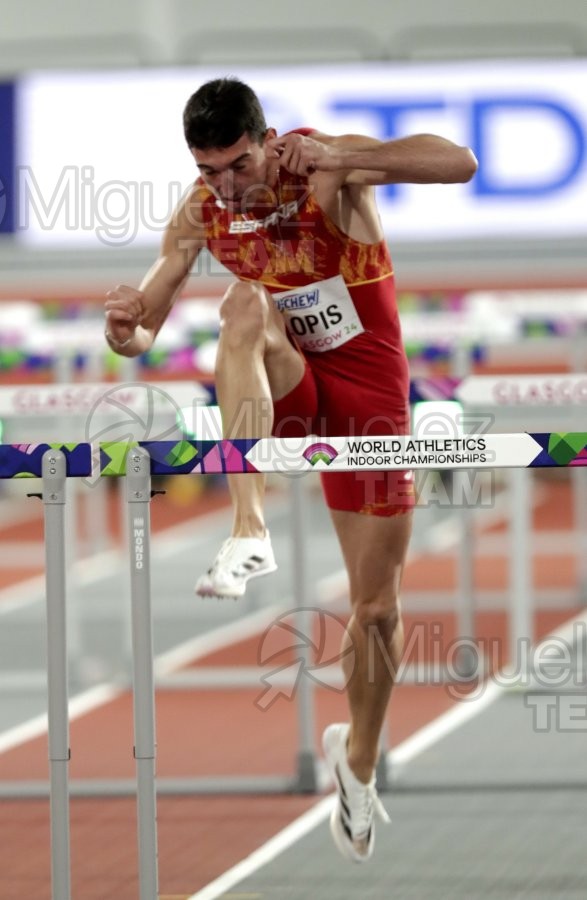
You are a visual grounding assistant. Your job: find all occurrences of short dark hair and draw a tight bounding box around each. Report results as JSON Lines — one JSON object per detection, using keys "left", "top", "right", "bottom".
{"left": 183, "top": 78, "right": 267, "bottom": 150}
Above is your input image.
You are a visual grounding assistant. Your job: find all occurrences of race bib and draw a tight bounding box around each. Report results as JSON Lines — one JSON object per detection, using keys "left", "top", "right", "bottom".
{"left": 272, "top": 275, "right": 364, "bottom": 353}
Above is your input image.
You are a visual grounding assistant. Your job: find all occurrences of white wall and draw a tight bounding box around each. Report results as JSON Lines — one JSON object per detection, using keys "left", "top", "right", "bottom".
{"left": 2, "top": 0, "right": 587, "bottom": 292}
{"left": 0, "top": 0, "right": 142, "bottom": 69}
{"left": 1, "top": 0, "right": 587, "bottom": 72}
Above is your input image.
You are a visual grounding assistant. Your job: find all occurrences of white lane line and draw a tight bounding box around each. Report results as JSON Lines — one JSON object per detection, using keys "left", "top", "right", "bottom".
{"left": 389, "top": 680, "right": 501, "bottom": 768}
{"left": 185, "top": 795, "right": 338, "bottom": 900}
{"left": 0, "top": 599, "right": 284, "bottom": 757}
{"left": 0, "top": 574, "right": 49, "bottom": 616}
{"left": 183, "top": 689, "right": 502, "bottom": 900}
{"left": 0, "top": 492, "right": 286, "bottom": 616}
{"left": 184, "top": 606, "right": 587, "bottom": 900}
{"left": 153, "top": 605, "right": 284, "bottom": 677}
{"left": 0, "top": 683, "right": 121, "bottom": 755}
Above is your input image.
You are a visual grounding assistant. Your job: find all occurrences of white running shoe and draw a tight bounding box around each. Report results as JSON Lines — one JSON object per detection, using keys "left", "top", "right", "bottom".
{"left": 322, "top": 723, "right": 391, "bottom": 863}
{"left": 195, "top": 532, "right": 277, "bottom": 598}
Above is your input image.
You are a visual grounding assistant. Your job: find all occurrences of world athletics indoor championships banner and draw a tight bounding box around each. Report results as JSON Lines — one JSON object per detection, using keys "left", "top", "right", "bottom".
{"left": 109, "top": 434, "right": 587, "bottom": 474}
{"left": 0, "top": 434, "right": 586, "bottom": 479}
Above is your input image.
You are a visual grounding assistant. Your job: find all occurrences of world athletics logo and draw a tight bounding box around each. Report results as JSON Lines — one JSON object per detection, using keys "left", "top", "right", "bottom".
{"left": 302, "top": 442, "right": 339, "bottom": 466}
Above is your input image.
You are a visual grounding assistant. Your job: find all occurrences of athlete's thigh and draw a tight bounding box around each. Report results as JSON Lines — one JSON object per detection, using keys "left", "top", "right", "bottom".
{"left": 260, "top": 285, "right": 306, "bottom": 401}
{"left": 329, "top": 507, "right": 413, "bottom": 602}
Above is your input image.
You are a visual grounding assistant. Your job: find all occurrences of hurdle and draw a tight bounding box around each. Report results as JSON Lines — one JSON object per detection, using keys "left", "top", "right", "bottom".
{"left": 0, "top": 380, "right": 326, "bottom": 806}
{"left": 2, "top": 431, "right": 585, "bottom": 899}
{"left": 411, "top": 372, "right": 587, "bottom": 668}
{"left": 0, "top": 380, "right": 208, "bottom": 693}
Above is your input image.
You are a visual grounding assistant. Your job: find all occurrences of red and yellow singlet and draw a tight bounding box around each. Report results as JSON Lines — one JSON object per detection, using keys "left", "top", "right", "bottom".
{"left": 197, "top": 141, "right": 415, "bottom": 516}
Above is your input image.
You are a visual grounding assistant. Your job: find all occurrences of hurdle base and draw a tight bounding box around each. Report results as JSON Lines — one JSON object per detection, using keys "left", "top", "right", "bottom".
{"left": 0, "top": 775, "right": 319, "bottom": 797}
{"left": 376, "top": 753, "right": 392, "bottom": 793}
{"left": 294, "top": 750, "right": 319, "bottom": 793}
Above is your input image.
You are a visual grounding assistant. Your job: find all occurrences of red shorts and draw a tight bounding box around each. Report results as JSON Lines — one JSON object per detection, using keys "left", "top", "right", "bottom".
{"left": 272, "top": 358, "right": 415, "bottom": 517}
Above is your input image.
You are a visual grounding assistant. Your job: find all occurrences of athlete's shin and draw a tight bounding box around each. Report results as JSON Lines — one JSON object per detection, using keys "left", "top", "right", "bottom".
{"left": 344, "top": 597, "right": 404, "bottom": 784}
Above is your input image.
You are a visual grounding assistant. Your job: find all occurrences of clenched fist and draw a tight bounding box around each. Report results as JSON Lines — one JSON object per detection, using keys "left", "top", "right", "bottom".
{"left": 104, "top": 285, "right": 145, "bottom": 348}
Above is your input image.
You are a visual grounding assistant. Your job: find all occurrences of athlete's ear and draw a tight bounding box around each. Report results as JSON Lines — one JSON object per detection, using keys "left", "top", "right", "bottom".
{"left": 263, "top": 128, "right": 281, "bottom": 158}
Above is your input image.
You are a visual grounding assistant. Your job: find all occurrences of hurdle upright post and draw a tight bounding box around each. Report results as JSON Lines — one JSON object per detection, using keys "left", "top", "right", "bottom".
{"left": 290, "top": 475, "right": 318, "bottom": 792}
{"left": 509, "top": 466, "right": 533, "bottom": 673}
{"left": 54, "top": 351, "right": 84, "bottom": 687}
{"left": 40, "top": 448, "right": 71, "bottom": 900}
{"left": 452, "top": 342, "right": 478, "bottom": 678}
{"left": 571, "top": 330, "right": 587, "bottom": 599}
{"left": 125, "top": 447, "right": 159, "bottom": 900}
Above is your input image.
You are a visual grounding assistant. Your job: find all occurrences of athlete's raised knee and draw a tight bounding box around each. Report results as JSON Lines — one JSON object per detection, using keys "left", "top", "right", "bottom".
{"left": 219, "top": 282, "right": 270, "bottom": 350}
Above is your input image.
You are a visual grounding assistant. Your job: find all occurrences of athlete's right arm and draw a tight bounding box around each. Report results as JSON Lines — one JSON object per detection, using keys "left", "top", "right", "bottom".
{"left": 104, "top": 187, "right": 204, "bottom": 356}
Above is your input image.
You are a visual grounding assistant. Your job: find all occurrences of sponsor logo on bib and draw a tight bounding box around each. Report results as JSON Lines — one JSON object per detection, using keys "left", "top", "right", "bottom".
{"left": 272, "top": 275, "right": 364, "bottom": 353}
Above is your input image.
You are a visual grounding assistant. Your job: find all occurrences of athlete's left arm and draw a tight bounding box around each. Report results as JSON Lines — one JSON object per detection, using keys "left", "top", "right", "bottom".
{"left": 266, "top": 131, "right": 477, "bottom": 186}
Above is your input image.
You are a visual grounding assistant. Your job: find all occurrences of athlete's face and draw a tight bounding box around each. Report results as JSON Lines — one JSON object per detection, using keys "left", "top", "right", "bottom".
{"left": 192, "top": 131, "right": 278, "bottom": 212}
